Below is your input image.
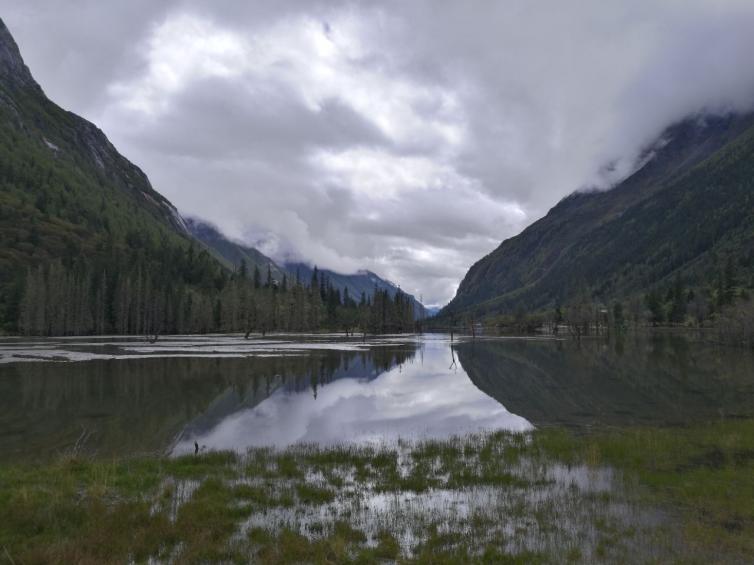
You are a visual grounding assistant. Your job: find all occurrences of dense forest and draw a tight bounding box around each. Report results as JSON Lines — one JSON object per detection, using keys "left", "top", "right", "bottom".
{"left": 16, "top": 255, "right": 416, "bottom": 336}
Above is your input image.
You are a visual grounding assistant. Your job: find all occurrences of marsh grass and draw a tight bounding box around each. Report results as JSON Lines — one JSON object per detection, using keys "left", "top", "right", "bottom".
{"left": 1, "top": 421, "right": 752, "bottom": 563}
{"left": 534, "top": 420, "right": 754, "bottom": 557}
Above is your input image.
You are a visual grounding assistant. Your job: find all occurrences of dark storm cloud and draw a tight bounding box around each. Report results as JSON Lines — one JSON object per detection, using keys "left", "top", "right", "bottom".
{"left": 3, "top": 0, "right": 754, "bottom": 305}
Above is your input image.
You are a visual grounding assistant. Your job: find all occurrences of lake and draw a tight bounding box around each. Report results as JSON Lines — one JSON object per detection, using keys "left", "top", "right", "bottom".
{"left": 1, "top": 332, "right": 753, "bottom": 461}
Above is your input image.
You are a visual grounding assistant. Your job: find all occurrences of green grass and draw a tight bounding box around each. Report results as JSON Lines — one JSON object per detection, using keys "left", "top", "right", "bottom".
{"left": 1, "top": 421, "right": 752, "bottom": 563}
{"left": 534, "top": 420, "right": 754, "bottom": 556}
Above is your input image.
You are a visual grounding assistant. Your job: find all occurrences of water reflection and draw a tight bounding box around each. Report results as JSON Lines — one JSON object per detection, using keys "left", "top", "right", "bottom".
{"left": 456, "top": 334, "right": 754, "bottom": 428}
{"left": 0, "top": 335, "right": 530, "bottom": 460}
{"left": 3, "top": 333, "right": 754, "bottom": 460}
{"left": 173, "top": 338, "right": 529, "bottom": 454}
{"left": 0, "top": 354, "right": 330, "bottom": 460}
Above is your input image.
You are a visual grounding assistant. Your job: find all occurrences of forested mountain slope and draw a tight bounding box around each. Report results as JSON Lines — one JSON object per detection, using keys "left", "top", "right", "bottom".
{"left": 0, "top": 18, "right": 417, "bottom": 336}
{"left": 443, "top": 112, "right": 754, "bottom": 319}
{"left": 0, "top": 17, "right": 225, "bottom": 333}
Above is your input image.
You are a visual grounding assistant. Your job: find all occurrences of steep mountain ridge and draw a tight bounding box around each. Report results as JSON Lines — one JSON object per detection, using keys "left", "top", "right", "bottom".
{"left": 0, "top": 17, "right": 36, "bottom": 87}
{"left": 0, "top": 17, "right": 223, "bottom": 332}
{"left": 444, "top": 112, "right": 754, "bottom": 318}
{"left": 0, "top": 18, "right": 186, "bottom": 234}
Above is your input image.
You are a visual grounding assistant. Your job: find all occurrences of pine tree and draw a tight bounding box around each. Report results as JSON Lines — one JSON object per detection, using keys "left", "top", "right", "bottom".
{"left": 669, "top": 276, "right": 687, "bottom": 324}
{"left": 645, "top": 291, "right": 664, "bottom": 326}
{"left": 310, "top": 266, "right": 319, "bottom": 290}
{"left": 612, "top": 302, "right": 625, "bottom": 330}
{"left": 724, "top": 255, "right": 737, "bottom": 305}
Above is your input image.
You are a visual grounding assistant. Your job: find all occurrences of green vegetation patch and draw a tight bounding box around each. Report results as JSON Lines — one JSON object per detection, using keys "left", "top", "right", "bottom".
{"left": 534, "top": 419, "right": 754, "bottom": 556}
{"left": 1, "top": 422, "right": 752, "bottom": 562}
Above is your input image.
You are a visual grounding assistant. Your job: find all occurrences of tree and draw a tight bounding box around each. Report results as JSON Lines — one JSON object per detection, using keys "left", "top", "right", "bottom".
{"left": 310, "top": 266, "right": 319, "bottom": 290}
{"left": 668, "top": 276, "right": 687, "bottom": 324}
{"left": 566, "top": 284, "right": 593, "bottom": 338}
{"left": 612, "top": 301, "right": 625, "bottom": 330}
{"left": 645, "top": 290, "right": 664, "bottom": 326}
{"left": 724, "top": 255, "right": 737, "bottom": 305}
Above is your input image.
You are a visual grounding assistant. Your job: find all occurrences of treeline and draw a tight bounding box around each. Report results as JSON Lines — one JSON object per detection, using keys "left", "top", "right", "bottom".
{"left": 16, "top": 253, "right": 416, "bottom": 336}
{"left": 452, "top": 254, "right": 754, "bottom": 340}
{"left": 643, "top": 256, "right": 743, "bottom": 326}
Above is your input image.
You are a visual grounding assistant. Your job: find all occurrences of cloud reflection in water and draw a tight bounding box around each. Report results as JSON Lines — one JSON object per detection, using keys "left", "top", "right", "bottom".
{"left": 174, "top": 339, "right": 531, "bottom": 453}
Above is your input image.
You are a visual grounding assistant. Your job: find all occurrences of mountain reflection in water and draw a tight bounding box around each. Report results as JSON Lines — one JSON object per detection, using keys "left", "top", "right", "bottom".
{"left": 2, "top": 333, "right": 753, "bottom": 460}
{"left": 173, "top": 337, "right": 529, "bottom": 454}
{"left": 0, "top": 335, "right": 529, "bottom": 460}
{"left": 456, "top": 334, "right": 754, "bottom": 428}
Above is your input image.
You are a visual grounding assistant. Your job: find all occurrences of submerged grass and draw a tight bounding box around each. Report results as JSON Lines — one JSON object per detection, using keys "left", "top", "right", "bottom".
{"left": 0, "top": 420, "right": 751, "bottom": 563}
{"left": 534, "top": 419, "right": 754, "bottom": 557}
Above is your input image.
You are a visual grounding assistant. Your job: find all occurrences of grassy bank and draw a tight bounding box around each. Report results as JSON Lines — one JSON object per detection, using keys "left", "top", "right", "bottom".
{"left": 1, "top": 421, "right": 752, "bottom": 564}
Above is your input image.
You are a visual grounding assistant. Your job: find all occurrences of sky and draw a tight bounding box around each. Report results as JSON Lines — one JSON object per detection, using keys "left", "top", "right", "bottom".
{"left": 3, "top": 1, "right": 754, "bottom": 306}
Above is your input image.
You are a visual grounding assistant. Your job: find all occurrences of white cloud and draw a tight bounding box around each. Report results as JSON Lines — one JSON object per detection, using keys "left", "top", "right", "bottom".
{"left": 108, "top": 14, "right": 247, "bottom": 116}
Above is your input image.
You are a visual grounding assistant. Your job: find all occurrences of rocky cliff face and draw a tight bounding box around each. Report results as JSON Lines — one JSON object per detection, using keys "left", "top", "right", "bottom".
{"left": 0, "top": 18, "right": 38, "bottom": 88}
{"left": 0, "top": 17, "right": 186, "bottom": 233}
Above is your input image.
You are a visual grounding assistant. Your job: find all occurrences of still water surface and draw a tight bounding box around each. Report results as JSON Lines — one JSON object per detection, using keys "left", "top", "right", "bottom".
{"left": 1, "top": 333, "right": 753, "bottom": 460}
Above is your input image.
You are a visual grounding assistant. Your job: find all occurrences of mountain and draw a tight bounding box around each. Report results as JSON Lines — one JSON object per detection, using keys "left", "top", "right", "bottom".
{"left": 0, "top": 18, "right": 226, "bottom": 333}
{"left": 444, "top": 112, "right": 754, "bottom": 319}
{"left": 187, "top": 216, "right": 428, "bottom": 318}
{"left": 185, "top": 218, "right": 286, "bottom": 281}
{"left": 284, "top": 262, "right": 428, "bottom": 319}
{"left": 423, "top": 306, "right": 441, "bottom": 318}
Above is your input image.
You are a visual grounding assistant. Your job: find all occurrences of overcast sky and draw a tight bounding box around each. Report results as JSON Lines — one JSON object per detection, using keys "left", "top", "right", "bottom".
{"left": 3, "top": 1, "right": 754, "bottom": 305}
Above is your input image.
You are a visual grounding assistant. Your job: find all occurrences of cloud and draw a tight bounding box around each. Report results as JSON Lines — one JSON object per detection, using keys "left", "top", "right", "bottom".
{"left": 3, "top": 0, "right": 754, "bottom": 305}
